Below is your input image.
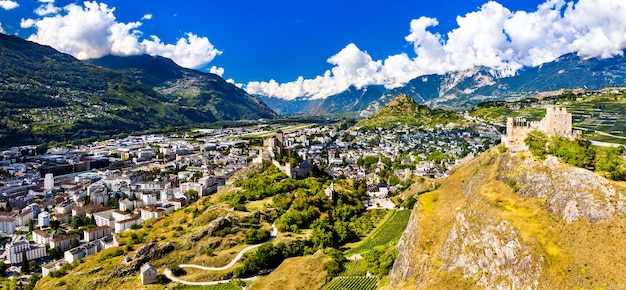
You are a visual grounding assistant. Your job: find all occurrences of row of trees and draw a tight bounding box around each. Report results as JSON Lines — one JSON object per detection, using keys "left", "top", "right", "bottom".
{"left": 525, "top": 130, "right": 626, "bottom": 180}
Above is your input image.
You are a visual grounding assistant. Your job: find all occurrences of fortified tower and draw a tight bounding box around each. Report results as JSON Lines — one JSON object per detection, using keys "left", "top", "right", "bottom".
{"left": 502, "top": 105, "right": 580, "bottom": 151}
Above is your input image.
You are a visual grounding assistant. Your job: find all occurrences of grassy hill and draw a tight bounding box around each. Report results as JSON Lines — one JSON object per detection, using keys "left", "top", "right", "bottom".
{"left": 355, "top": 94, "right": 461, "bottom": 130}
{"left": 389, "top": 147, "right": 626, "bottom": 289}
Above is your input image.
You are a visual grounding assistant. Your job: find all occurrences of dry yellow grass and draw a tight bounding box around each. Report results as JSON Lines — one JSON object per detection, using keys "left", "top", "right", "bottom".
{"left": 393, "top": 148, "right": 626, "bottom": 289}
{"left": 248, "top": 250, "right": 330, "bottom": 290}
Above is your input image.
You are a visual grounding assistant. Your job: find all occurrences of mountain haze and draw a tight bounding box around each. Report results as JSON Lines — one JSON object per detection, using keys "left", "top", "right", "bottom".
{"left": 256, "top": 52, "right": 626, "bottom": 116}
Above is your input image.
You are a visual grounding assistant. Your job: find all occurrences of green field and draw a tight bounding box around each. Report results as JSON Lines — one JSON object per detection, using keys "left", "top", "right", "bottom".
{"left": 322, "top": 276, "right": 378, "bottom": 290}
{"left": 339, "top": 259, "right": 368, "bottom": 276}
{"left": 346, "top": 210, "right": 411, "bottom": 255}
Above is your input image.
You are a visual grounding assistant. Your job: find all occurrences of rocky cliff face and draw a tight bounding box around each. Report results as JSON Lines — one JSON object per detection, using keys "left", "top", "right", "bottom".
{"left": 390, "top": 149, "right": 626, "bottom": 289}
{"left": 497, "top": 155, "right": 625, "bottom": 223}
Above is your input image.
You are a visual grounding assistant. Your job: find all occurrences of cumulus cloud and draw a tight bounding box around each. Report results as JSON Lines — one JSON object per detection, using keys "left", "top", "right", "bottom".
{"left": 141, "top": 14, "right": 152, "bottom": 20}
{"left": 0, "top": 23, "right": 5, "bottom": 34}
{"left": 209, "top": 66, "right": 224, "bottom": 76}
{"left": 35, "top": 3, "right": 61, "bottom": 16}
{"left": 247, "top": 0, "right": 626, "bottom": 100}
{"left": 23, "top": 1, "right": 221, "bottom": 69}
{"left": 0, "top": 1, "right": 18, "bottom": 10}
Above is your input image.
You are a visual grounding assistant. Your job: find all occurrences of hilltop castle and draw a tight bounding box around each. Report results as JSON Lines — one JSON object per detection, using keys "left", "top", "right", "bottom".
{"left": 501, "top": 105, "right": 581, "bottom": 151}
{"left": 255, "top": 130, "right": 312, "bottom": 179}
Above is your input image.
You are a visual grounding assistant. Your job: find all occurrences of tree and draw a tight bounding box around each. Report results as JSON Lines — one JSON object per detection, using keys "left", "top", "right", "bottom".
{"left": 0, "top": 261, "right": 7, "bottom": 276}
{"left": 167, "top": 263, "right": 186, "bottom": 276}
{"left": 596, "top": 146, "right": 626, "bottom": 181}
{"left": 70, "top": 238, "right": 79, "bottom": 249}
{"left": 28, "top": 219, "right": 34, "bottom": 233}
{"left": 49, "top": 220, "right": 60, "bottom": 230}
{"left": 524, "top": 130, "right": 549, "bottom": 158}
{"left": 187, "top": 189, "right": 199, "bottom": 200}
{"left": 21, "top": 251, "right": 29, "bottom": 273}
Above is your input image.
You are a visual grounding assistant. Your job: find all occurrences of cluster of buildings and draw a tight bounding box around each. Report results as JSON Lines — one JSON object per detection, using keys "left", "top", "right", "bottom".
{"left": 0, "top": 129, "right": 261, "bottom": 276}
{"left": 0, "top": 121, "right": 503, "bottom": 278}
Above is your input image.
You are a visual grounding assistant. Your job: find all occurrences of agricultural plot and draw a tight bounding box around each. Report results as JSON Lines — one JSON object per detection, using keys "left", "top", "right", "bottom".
{"left": 346, "top": 209, "right": 411, "bottom": 255}
{"left": 340, "top": 259, "right": 368, "bottom": 276}
{"left": 322, "top": 276, "right": 378, "bottom": 290}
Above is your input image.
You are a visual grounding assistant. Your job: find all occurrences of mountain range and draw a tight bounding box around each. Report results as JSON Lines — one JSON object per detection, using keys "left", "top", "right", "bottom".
{"left": 0, "top": 34, "right": 275, "bottom": 147}
{"left": 259, "top": 52, "right": 626, "bottom": 115}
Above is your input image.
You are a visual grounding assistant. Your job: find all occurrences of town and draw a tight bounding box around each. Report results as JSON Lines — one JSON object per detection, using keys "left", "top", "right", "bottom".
{"left": 0, "top": 121, "right": 500, "bottom": 285}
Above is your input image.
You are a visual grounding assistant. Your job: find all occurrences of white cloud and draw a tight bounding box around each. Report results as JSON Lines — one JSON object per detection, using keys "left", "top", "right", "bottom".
{"left": 141, "top": 14, "right": 152, "bottom": 20}
{"left": 35, "top": 3, "right": 61, "bottom": 16}
{"left": 0, "top": 23, "right": 5, "bottom": 34}
{"left": 20, "top": 18, "right": 36, "bottom": 29}
{"left": 248, "top": 0, "right": 626, "bottom": 100}
{"left": 24, "top": 1, "right": 221, "bottom": 69}
{"left": 0, "top": 1, "right": 18, "bottom": 10}
{"left": 141, "top": 33, "right": 222, "bottom": 69}
{"left": 209, "top": 66, "right": 224, "bottom": 76}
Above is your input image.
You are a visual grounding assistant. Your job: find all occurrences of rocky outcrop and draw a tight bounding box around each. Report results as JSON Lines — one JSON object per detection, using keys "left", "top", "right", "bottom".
{"left": 190, "top": 215, "right": 235, "bottom": 242}
{"left": 389, "top": 208, "right": 422, "bottom": 284}
{"left": 389, "top": 149, "right": 626, "bottom": 289}
{"left": 108, "top": 242, "right": 175, "bottom": 279}
{"left": 439, "top": 212, "right": 541, "bottom": 289}
{"left": 497, "top": 154, "right": 623, "bottom": 223}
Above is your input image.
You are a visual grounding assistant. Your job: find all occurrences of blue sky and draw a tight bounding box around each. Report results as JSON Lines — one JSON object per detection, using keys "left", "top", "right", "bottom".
{"left": 1, "top": 0, "right": 626, "bottom": 100}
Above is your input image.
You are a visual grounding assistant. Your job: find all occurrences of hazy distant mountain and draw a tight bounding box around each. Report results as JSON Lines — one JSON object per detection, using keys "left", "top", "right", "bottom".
{"left": 88, "top": 54, "right": 277, "bottom": 121}
{"left": 373, "top": 51, "right": 626, "bottom": 112}
{"left": 257, "top": 85, "right": 385, "bottom": 115}
{"left": 259, "top": 51, "right": 626, "bottom": 116}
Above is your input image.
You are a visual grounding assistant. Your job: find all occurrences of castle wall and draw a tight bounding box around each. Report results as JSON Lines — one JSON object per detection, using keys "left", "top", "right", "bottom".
{"left": 502, "top": 106, "right": 580, "bottom": 151}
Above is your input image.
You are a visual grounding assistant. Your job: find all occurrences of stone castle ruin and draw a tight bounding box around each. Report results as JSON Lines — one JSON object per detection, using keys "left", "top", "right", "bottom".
{"left": 255, "top": 130, "right": 313, "bottom": 179}
{"left": 502, "top": 105, "right": 581, "bottom": 151}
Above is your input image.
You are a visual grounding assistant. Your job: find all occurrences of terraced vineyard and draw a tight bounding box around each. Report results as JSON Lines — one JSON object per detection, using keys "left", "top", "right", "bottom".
{"left": 346, "top": 209, "right": 412, "bottom": 255}
{"left": 340, "top": 259, "right": 368, "bottom": 276}
{"left": 322, "top": 276, "right": 378, "bottom": 290}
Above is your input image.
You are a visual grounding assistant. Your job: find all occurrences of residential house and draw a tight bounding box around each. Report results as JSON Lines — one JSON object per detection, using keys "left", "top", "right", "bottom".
{"left": 115, "top": 216, "right": 141, "bottom": 232}
{"left": 84, "top": 226, "right": 111, "bottom": 242}
{"left": 6, "top": 239, "right": 46, "bottom": 264}
{"left": 64, "top": 243, "right": 97, "bottom": 263}
{"left": 93, "top": 210, "right": 115, "bottom": 227}
{"left": 140, "top": 206, "right": 165, "bottom": 220}
{"left": 42, "top": 260, "right": 68, "bottom": 277}
{"left": 140, "top": 263, "right": 157, "bottom": 285}
{"left": 119, "top": 199, "right": 134, "bottom": 212}
{"left": 0, "top": 216, "right": 15, "bottom": 234}
{"left": 50, "top": 234, "right": 80, "bottom": 252}
{"left": 32, "top": 229, "right": 51, "bottom": 245}
{"left": 15, "top": 209, "right": 33, "bottom": 227}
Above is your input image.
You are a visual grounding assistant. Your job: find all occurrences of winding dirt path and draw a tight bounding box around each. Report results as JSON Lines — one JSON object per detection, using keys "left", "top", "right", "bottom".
{"left": 163, "top": 223, "right": 277, "bottom": 286}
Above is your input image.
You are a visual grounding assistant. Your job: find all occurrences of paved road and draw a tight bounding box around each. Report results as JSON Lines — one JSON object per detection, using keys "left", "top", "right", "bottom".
{"left": 163, "top": 223, "right": 277, "bottom": 285}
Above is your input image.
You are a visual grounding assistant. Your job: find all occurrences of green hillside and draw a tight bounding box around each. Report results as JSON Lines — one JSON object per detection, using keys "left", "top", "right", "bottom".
{"left": 0, "top": 35, "right": 275, "bottom": 148}
{"left": 355, "top": 94, "right": 461, "bottom": 129}
{"left": 88, "top": 55, "right": 277, "bottom": 121}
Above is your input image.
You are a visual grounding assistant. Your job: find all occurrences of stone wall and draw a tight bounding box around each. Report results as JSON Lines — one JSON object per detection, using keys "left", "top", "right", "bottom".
{"left": 502, "top": 105, "right": 580, "bottom": 151}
